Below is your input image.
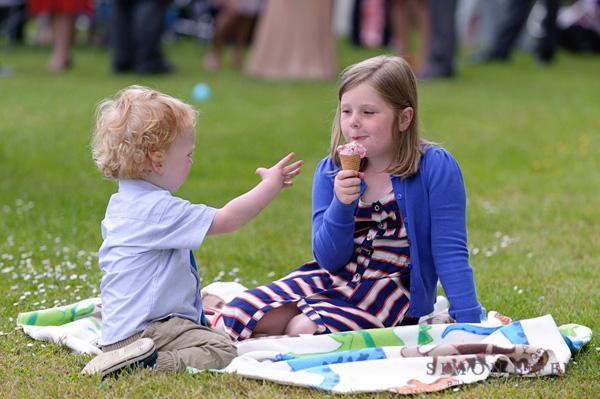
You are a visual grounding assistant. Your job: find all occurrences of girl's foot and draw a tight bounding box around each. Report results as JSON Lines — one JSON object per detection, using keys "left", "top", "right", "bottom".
{"left": 203, "top": 306, "right": 224, "bottom": 328}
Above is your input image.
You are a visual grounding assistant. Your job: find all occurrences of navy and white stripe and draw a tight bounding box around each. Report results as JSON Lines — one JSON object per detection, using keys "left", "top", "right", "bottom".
{"left": 221, "top": 191, "right": 411, "bottom": 340}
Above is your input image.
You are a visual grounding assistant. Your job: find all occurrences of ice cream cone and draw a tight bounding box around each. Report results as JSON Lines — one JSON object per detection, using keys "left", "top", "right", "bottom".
{"left": 339, "top": 153, "right": 361, "bottom": 171}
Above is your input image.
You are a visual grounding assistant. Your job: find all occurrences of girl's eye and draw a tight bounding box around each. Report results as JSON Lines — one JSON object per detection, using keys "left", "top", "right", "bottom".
{"left": 341, "top": 109, "right": 351, "bottom": 114}
{"left": 363, "top": 110, "right": 375, "bottom": 115}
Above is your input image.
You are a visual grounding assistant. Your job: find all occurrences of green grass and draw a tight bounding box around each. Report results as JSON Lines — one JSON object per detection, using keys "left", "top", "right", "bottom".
{"left": 1, "top": 39, "right": 599, "bottom": 398}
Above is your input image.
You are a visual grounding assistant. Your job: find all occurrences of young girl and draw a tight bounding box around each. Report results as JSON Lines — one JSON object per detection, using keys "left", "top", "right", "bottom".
{"left": 82, "top": 86, "right": 302, "bottom": 377}
{"left": 219, "top": 55, "right": 483, "bottom": 340}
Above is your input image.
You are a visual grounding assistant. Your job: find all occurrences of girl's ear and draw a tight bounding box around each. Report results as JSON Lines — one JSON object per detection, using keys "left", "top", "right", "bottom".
{"left": 398, "top": 107, "right": 414, "bottom": 132}
{"left": 148, "top": 150, "right": 165, "bottom": 174}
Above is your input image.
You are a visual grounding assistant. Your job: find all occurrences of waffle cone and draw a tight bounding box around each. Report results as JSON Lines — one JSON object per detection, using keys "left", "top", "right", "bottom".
{"left": 339, "top": 154, "right": 362, "bottom": 171}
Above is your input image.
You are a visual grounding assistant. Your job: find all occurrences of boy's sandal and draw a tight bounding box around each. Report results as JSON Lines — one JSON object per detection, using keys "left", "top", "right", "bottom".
{"left": 81, "top": 337, "right": 157, "bottom": 378}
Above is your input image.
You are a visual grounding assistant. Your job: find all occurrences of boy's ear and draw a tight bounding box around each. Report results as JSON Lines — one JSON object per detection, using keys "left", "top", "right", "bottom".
{"left": 148, "top": 150, "right": 165, "bottom": 174}
{"left": 398, "top": 107, "right": 414, "bottom": 132}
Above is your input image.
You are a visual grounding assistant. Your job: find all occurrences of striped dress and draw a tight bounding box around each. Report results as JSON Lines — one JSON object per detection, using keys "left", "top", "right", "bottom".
{"left": 221, "top": 191, "right": 411, "bottom": 341}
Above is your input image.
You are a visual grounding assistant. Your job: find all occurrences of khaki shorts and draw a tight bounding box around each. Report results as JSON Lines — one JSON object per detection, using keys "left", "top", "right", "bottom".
{"left": 102, "top": 316, "right": 237, "bottom": 372}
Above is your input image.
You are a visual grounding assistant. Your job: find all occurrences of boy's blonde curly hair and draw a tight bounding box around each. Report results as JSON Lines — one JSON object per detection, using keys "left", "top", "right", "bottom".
{"left": 92, "top": 85, "right": 198, "bottom": 180}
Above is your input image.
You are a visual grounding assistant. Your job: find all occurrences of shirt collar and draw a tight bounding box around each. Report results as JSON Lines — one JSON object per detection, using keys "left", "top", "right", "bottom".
{"left": 118, "top": 179, "right": 166, "bottom": 194}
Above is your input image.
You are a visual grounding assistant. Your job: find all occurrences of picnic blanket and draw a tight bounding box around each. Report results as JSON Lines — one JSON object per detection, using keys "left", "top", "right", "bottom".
{"left": 16, "top": 297, "right": 592, "bottom": 394}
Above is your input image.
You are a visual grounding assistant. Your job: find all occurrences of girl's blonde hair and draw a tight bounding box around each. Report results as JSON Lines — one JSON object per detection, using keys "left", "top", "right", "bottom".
{"left": 330, "top": 55, "right": 431, "bottom": 177}
{"left": 92, "top": 85, "right": 197, "bottom": 179}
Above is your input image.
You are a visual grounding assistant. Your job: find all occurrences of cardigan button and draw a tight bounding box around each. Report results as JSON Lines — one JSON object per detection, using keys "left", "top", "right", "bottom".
{"left": 396, "top": 194, "right": 403, "bottom": 200}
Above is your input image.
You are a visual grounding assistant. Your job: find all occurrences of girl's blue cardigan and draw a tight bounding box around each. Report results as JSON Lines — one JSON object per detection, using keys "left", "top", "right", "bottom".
{"left": 311, "top": 146, "right": 483, "bottom": 323}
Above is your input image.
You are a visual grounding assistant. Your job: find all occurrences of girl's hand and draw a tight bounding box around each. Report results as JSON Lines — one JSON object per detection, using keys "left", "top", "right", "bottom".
{"left": 255, "top": 152, "right": 304, "bottom": 190}
{"left": 334, "top": 170, "right": 363, "bottom": 204}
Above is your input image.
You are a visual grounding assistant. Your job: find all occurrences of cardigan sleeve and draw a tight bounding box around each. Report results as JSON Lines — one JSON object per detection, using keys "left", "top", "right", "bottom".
{"left": 311, "top": 158, "right": 357, "bottom": 273}
{"left": 425, "top": 148, "right": 483, "bottom": 322}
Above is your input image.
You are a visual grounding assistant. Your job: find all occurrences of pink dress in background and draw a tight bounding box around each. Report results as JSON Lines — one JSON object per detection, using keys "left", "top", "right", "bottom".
{"left": 244, "top": 0, "right": 336, "bottom": 80}
{"left": 28, "top": 0, "right": 92, "bottom": 15}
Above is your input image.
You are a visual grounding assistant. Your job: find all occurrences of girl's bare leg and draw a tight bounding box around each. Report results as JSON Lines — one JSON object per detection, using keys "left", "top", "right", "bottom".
{"left": 252, "top": 302, "right": 300, "bottom": 337}
{"left": 284, "top": 312, "right": 317, "bottom": 335}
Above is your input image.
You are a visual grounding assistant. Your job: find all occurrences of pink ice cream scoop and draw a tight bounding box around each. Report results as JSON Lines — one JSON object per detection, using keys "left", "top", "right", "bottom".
{"left": 336, "top": 141, "right": 367, "bottom": 158}
{"left": 336, "top": 142, "right": 367, "bottom": 171}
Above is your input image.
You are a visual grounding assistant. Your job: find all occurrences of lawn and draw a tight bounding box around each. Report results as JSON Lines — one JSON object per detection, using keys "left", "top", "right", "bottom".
{"left": 0, "top": 37, "right": 599, "bottom": 398}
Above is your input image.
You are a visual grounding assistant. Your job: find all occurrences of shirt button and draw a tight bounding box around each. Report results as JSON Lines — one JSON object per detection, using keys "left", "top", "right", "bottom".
{"left": 317, "top": 325, "right": 326, "bottom": 333}
{"left": 352, "top": 273, "right": 361, "bottom": 283}
{"left": 378, "top": 222, "right": 384, "bottom": 229}
{"left": 374, "top": 204, "right": 381, "bottom": 211}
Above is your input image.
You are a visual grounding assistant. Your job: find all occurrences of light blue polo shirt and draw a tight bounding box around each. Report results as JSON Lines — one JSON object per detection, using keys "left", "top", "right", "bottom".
{"left": 98, "top": 179, "right": 216, "bottom": 345}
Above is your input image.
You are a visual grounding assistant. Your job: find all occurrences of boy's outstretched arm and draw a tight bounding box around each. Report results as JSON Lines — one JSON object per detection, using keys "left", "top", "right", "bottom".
{"left": 207, "top": 153, "right": 303, "bottom": 235}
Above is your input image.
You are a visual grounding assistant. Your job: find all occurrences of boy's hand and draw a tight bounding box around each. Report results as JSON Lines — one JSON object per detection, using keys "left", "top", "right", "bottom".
{"left": 256, "top": 152, "right": 303, "bottom": 189}
{"left": 208, "top": 153, "right": 303, "bottom": 235}
{"left": 334, "top": 170, "right": 363, "bottom": 204}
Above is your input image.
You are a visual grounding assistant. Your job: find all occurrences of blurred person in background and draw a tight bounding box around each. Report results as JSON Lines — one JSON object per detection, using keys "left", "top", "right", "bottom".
{"left": 557, "top": 0, "right": 600, "bottom": 53}
{"left": 111, "top": 0, "right": 172, "bottom": 74}
{"left": 0, "top": 0, "right": 26, "bottom": 47}
{"left": 1, "top": 0, "right": 16, "bottom": 76}
{"left": 456, "top": 0, "right": 502, "bottom": 52}
{"left": 86, "top": 0, "right": 110, "bottom": 46}
{"left": 350, "top": 0, "right": 391, "bottom": 49}
{"left": 358, "top": 0, "right": 386, "bottom": 49}
{"left": 418, "top": 0, "right": 457, "bottom": 79}
{"left": 203, "top": 0, "right": 262, "bottom": 71}
{"left": 244, "top": 0, "right": 336, "bottom": 80}
{"left": 389, "top": 0, "right": 430, "bottom": 70}
{"left": 28, "top": 0, "right": 92, "bottom": 71}
{"left": 472, "top": 0, "right": 560, "bottom": 65}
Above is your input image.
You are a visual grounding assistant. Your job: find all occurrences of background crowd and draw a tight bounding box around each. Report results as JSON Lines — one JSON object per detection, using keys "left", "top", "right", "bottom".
{"left": 1, "top": 0, "right": 599, "bottom": 77}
